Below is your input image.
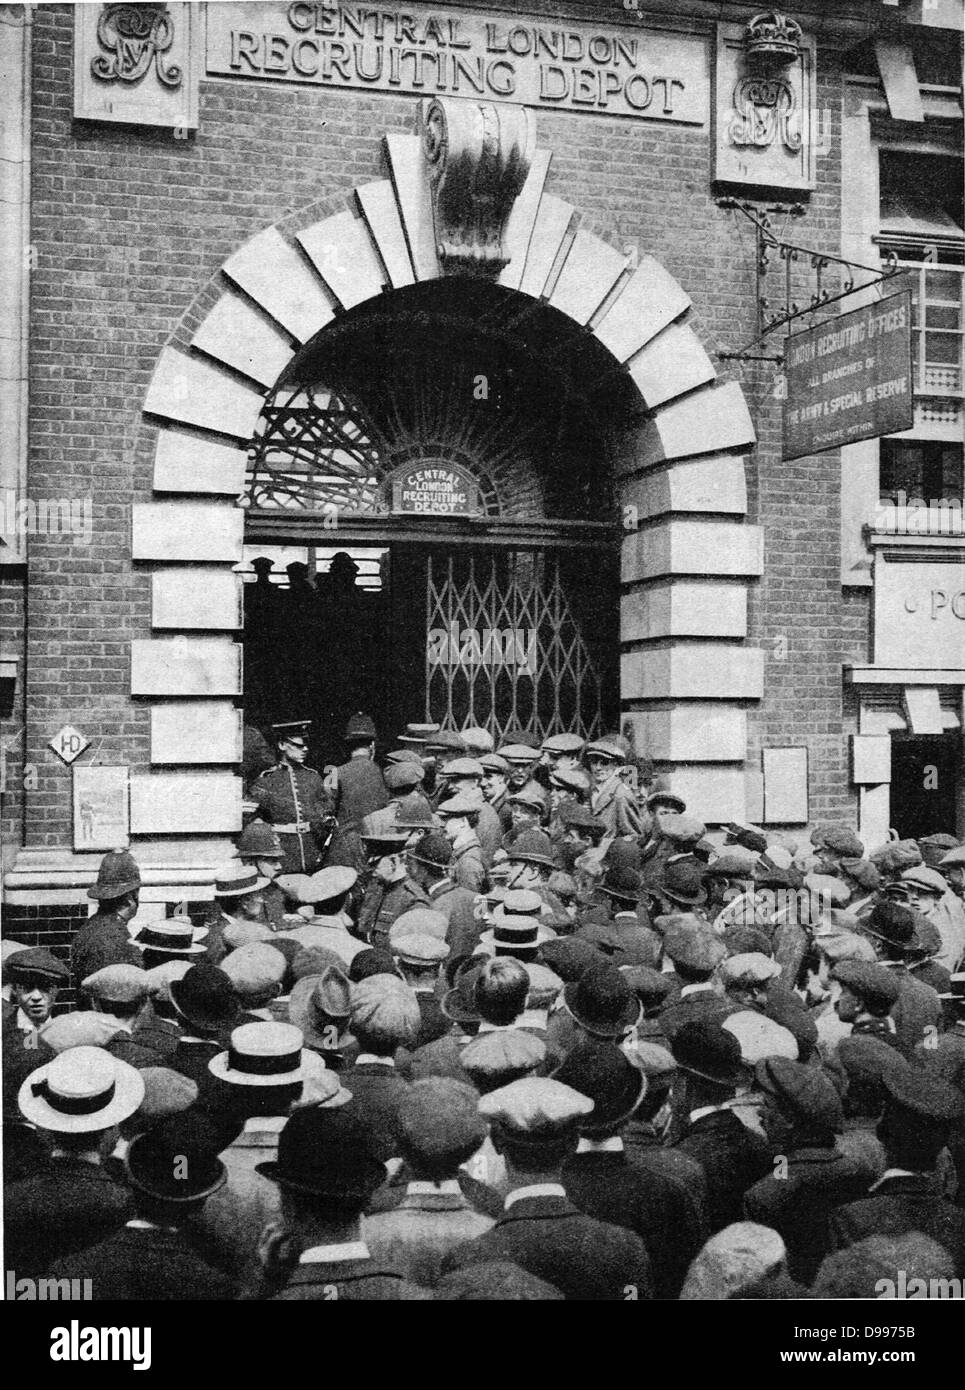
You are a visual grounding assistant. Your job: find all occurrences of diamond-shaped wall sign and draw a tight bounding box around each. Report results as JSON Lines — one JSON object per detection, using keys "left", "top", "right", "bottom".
{"left": 49, "top": 725, "right": 90, "bottom": 765}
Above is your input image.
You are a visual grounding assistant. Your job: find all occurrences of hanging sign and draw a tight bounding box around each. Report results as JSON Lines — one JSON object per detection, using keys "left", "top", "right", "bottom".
{"left": 783, "top": 291, "right": 914, "bottom": 461}
{"left": 73, "top": 765, "right": 130, "bottom": 851}
{"left": 391, "top": 463, "right": 480, "bottom": 516}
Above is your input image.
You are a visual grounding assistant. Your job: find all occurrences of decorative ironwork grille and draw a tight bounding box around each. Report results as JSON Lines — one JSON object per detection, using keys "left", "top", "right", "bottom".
{"left": 425, "top": 549, "right": 606, "bottom": 743}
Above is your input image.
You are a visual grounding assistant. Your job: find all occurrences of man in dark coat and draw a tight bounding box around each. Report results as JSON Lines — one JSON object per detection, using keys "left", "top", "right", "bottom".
{"left": 554, "top": 1039, "right": 704, "bottom": 1299}
{"left": 441, "top": 1077, "right": 654, "bottom": 1300}
{"left": 744, "top": 1057, "right": 867, "bottom": 1283}
{"left": 830, "top": 1068, "right": 965, "bottom": 1274}
{"left": 341, "top": 974, "right": 421, "bottom": 1161}
{"left": 670, "top": 1020, "right": 772, "bottom": 1234}
{"left": 5, "top": 1046, "right": 144, "bottom": 1276}
{"left": 48, "top": 1113, "right": 236, "bottom": 1299}
{"left": 71, "top": 849, "right": 144, "bottom": 985}
{"left": 254, "top": 1106, "right": 426, "bottom": 1300}
{"left": 657, "top": 917, "right": 731, "bottom": 1042}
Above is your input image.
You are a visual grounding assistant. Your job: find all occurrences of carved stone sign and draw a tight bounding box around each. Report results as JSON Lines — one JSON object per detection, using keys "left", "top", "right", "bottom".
{"left": 390, "top": 463, "right": 479, "bottom": 516}
{"left": 206, "top": 3, "right": 710, "bottom": 123}
{"left": 74, "top": 3, "right": 199, "bottom": 128}
{"left": 873, "top": 554, "right": 965, "bottom": 668}
{"left": 713, "top": 15, "right": 816, "bottom": 193}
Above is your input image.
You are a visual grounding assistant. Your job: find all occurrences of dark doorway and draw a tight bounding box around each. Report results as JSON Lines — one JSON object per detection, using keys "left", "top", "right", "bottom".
{"left": 889, "top": 732, "right": 962, "bottom": 839}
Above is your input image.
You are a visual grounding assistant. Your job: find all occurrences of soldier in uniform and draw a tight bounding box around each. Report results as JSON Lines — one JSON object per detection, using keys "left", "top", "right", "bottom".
{"left": 250, "top": 722, "right": 336, "bottom": 877}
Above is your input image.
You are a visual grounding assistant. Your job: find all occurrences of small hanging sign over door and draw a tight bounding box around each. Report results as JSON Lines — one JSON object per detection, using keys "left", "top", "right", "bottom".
{"left": 390, "top": 463, "right": 480, "bottom": 517}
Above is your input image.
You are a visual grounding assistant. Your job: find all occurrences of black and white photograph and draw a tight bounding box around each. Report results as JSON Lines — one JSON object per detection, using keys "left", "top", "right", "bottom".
{"left": 1, "top": 0, "right": 964, "bottom": 1334}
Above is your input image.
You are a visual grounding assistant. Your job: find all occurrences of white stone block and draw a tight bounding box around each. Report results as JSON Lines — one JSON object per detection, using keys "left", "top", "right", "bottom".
{"left": 143, "top": 348, "right": 264, "bottom": 441}
{"left": 298, "top": 211, "right": 385, "bottom": 309}
{"left": 621, "top": 644, "right": 764, "bottom": 699}
{"left": 622, "top": 456, "right": 748, "bottom": 521}
{"left": 385, "top": 133, "right": 439, "bottom": 282}
{"left": 132, "top": 503, "right": 243, "bottom": 563}
{"left": 191, "top": 291, "right": 294, "bottom": 388}
{"left": 549, "top": 231, "right": 627, "bottom": 326}
{"left": 594, "top": 257, "right": 690, "bottom": 363}
{"left": 150, "top": 702, "right": 243, "bottom": 764}
{"left": 151, "top": 570, "right": 242, "bottom": 630}
{"left": 499, "top": 148, "right": 552, "bottom": 292}
{"left": 131, "top": 638, "right": 242, "bottom": 696}
{"left": 356, "top": 180, "right": 415, "bottom": 288}
{"left": 627, "top": 322, "right": 716, "bottom": 409}
{"left": 129, "top": 772, "right": 242, "bottom": 834}
{"left": 622, "top": 521, "right": 763, "bottom": 582}
{"left": 153, "top": 430, "right": 248, "bottom": 496}
{"left": 222, "top": 226, "right": 334, "bottom": 343}
{"left": 519, "top": 195, "right": 574, "bottom": 299}
{"left": 624, "top": 704, "right": 747, "bottom": 762}
{"left": 620, "top": 582, "right": 747, "bottom": 640}
{"left": 632, "top": 382, "right": 757, "bottom": 467}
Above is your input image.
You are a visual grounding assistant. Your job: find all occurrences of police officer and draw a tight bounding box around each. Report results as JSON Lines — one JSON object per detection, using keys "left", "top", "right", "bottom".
{"left": 250, "top": 722, "right": 336, "bottom": 876}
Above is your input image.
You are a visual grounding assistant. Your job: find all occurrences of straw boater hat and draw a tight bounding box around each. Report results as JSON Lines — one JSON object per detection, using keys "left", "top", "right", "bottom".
{"left": 208, "top": 1021, "right": 327, "bottom": 1088}
{"left": 19, "top": 1047, "right": 145, "bottom": 1134}
{"left": 213, "top": 861, "right": 270, "bottom": 898}
{"left": 131, "top": 919, "right": 207, "bottom": 957}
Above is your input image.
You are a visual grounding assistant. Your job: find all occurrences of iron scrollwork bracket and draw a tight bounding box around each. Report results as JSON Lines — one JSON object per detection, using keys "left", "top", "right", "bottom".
{"left": 715, "top": 197, "right": 901, "bottom": 363}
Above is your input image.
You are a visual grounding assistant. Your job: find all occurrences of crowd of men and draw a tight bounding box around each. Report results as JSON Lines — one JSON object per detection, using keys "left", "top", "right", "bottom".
{"left": 3, "top": 714, "right": 965, "bottom": 1300}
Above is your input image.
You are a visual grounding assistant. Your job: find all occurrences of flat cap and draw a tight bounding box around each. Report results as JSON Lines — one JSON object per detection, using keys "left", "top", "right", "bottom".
{"left": 144, "top": 959, "right": 192, "bottom": 1000}
{"left": 6, "top": 947, "right": 69, "bottom": 985}
{"left": 349, "top": 974, "right": 421, "bottom": 1048}
{"left": 804, "top": 873, "right": 852, "bottom": 906}
{"left": 222, "top": 918, "right": 274, "bottom": 950}
{"left": 479, "top": 752, "right": 510, "bottom": 774}
{"left": 835, "top": 1035, "right": 909, "bottom": 1092}
{"left": 424, "top": 729, "right": 467, "bottom": 754}
{"left": 460, "top": 727, "right": 495, "bottom": 755}
{"left": 478, "top": 1077, "right": 593, "bottom": 1137}
{"left": 812, "top": 825, "right": 864, "bottom": 857}
{"left": 301, "top": 866, "right": 358, "bottom": 903}
{"left": 619, "top": 965, "right": 674, "bottom": 1009}
{"left": 221, "top": 943, "right": 287, "bottom": 996}
{"left": 720, "top": 953, "right": 781, "bottom": 987}
{"left": 81, "top": 963, "right": 151, "bottom": 1004}
{"left": 704, "top": 852, "right": 757, "bottom": 879}
{"left": 831, "top": 959, "right": 900, "bottom": 1010}
{"left": 389, "top": 908, "right": 449, "bottom": 943}
{"left": 900, "top": 864, "right": 948, "bottom": 896}
{"left": 812, "top": 926, "right": 877, "bottom": 965}
{"left": 839, "top": 858, "right": 882, "bottom": 892}
{"left": 290, "top": 945, "right": 345, "bottom": 983}
{"left": 383, "top": 761, "right": 425, "bottom": 791}
{"left": 663, "top": 917, "right": 727, "bottom": 973}
{"left": 939, "top": 844, "right": 965, "bottom": 868}
{"left": 869, "top": 839, "right": 922, "bottom": 875}
{"left": 917, "top": 833, "right": 960, "bottom": 867}
{"left": 628, "top": 1039, "right": 677, "bottom": 1081}
{"left": 461, "top": 1029, "right": 546, "bottom": 1086}
{"left": 441, "top": 757, "right": 485, "bottom": 779}
{"left": 399, "top": 1078, "right": 487, "bottom": 1166}
{"left": 723, "top": 1011, "right": 798, "bottom": 1066}
{"left": 497, "top": 743, "right": 541, "bottom": 764}
{"left": 756, "top": 1056, "right": 843, "bottom": 1132}
{"left": 538, "top": 936, "right": 605, "bottom": 982}
{"left": 136, "top": 1067, "right": 199, "bottom": 1121}
{"left": 548, "top": 767, "right": 591, "bottom": 796}
{"left": 392, "top": 934, "right": 450, "bottom": 967}
{"left": 524, "top": 962, "right": 564, "bottom": 1003}
{"left": 541, "top": 733, "right": 586, "bottom": 754}
{"left": 659, "top": 813, "right": 707, "bottom": 846}
{"left": 41, "top": 1011, "right": 124, "bottom": 1052}
{"left": 883, "top": 1068, "right": 965, "bottom": 1127}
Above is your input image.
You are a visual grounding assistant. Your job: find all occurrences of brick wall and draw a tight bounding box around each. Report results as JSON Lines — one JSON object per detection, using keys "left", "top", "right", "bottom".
{"left": 19, "top": 1, "right": 862, "bottom": 855}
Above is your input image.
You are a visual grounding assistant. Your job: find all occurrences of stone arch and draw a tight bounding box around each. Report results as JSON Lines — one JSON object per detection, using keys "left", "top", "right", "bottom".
{"left": 131, "top": 128, "right": 762, "bottom": 839}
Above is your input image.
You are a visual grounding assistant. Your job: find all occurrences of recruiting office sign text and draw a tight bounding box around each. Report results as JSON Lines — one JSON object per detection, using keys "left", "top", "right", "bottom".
{"left": 783, "top": 292, "right": 913, "bottom": 461}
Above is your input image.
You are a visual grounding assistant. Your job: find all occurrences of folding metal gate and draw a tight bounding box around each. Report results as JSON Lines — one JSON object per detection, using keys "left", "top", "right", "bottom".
{"left": 424, "top": 548, "right": 610, "bottom": 743}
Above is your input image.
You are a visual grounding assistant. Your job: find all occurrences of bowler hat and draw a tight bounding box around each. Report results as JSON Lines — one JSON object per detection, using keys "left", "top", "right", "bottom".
{"left": 125, "top": 1112, "right": 227, "bottom": 1203}
{"left": 863, "top": 900, "right": 918, "bottom": 952}
{"left": 407, "top": 831, "right": 452, "bottom": 870}
{"left": 539, "top": 936, "right": 603, "bottom": 982}
{"left": 256, "top": 1105, "right": 386, "bottom": 1203}
{"left": 169, "top": 964, "right": 241, "bottom": 1032}
{"left": 563, "top": 962, "right": 640, "bottom": 1039}
{"left": 658, "top": 861, "right": 707, "bottom": 907}
{"left": 441, "top": 961, "right": 486, "bottom": 1025}
{"left": 87, "top": 849, "right": 141, "bottom": 901}
{"left": 672, "top": 1020, "right": 744, "bottom": 1087}
{"left": 348, "top": 948, "right": 402, "bottom": 983}
{"left": 552, "top": 1039, "right": 648, "bottom": 1134}
{"left": 756, "top": 1056, "right": 843, "bottom": 1133}
{"left": 506, "top": 829, "right": 555, "bottom": 870}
